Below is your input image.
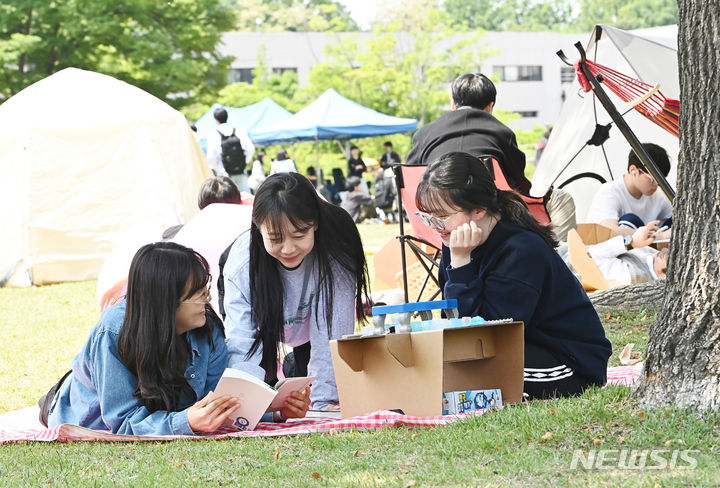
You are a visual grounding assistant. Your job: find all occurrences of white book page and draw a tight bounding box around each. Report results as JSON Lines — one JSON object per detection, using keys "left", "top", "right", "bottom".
{"left": 209, "top": 368, "right": 276, "bottom": 431}
{"left": 268, "top": 376, "right": 317, "bottom": 411}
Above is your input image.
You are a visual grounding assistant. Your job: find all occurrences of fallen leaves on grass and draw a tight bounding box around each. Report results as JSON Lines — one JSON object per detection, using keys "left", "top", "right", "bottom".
{"left": 541, "top": 432, "right": 554, "bottom": 441}
{"left": 275, "top": 446, "right": 280, "bottom": 460}
{"left": 312, "top": 472, "right": 322, "bottom": 479}
{"left": 638, "top": 411, "right": 646, "bottom": 419}
{"left": 593, "top": 438, "right": 603, "bottom": 446}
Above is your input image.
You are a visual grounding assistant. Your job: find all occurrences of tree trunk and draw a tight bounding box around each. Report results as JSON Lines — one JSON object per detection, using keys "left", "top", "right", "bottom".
{"left": 635, "top": 0, "right": 720, "bottom": 410}
{"left": 590, "top": 279, "right": 665, "bottom": 312}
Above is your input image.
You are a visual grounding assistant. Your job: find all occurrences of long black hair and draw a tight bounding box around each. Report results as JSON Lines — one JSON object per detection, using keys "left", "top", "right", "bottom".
{"left": 117, "top": 242, "right": 223, "bottom": 412}
{"left": 416, "top": 152, "right": 557, "bottom": 248}
{"left": 248, "top": 172, "right": 370, "bottom": 381}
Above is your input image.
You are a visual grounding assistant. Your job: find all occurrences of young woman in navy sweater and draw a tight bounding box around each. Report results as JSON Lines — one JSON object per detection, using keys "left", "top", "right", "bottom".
{"left": 415, "top": 152, "right": 611, "bottom": 399}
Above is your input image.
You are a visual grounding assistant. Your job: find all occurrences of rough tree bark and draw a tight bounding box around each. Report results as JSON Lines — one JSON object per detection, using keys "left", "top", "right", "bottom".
{"left": 635, "top": 0, "right": 720, "bottom": 410}
{"left": 590, "top": 279, "right": 665, "bottom": 312}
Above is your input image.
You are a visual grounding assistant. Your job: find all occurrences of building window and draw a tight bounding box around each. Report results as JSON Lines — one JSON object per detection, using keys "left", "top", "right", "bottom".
{"left": 272, "top": 67, "right": 298, "bottom": 76}
{"left": 516, "top": 111, "right": 538, "bottom": 118}
{"left": 228, "top": 68, "right": 254, "bottom": 83}
{"left": 493, "top": 65, "right": 542, "bottom": 82}
{"left": 561, "top": 66, "right": 575, "bottom": 83}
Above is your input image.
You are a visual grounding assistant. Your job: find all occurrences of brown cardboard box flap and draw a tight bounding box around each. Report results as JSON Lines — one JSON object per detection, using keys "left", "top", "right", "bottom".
{"left": 443, "top": 327, "right": 496, "bottom": 362}
{"left": 568, "top": 229, "right": 610, "bottom": 291}
{"left": 576, "top": 223, "right": 619, "bottom": 245}
{"left": 385, "top": 333, "right": 413, "bottom": 367}
{"left": 336, "top": 338, "right": 366, "bottom": 372}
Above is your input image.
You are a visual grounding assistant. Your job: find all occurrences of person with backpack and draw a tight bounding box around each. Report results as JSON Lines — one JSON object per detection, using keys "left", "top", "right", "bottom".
{"left": 206, "top": 107, "right": 255, "bottom": 193}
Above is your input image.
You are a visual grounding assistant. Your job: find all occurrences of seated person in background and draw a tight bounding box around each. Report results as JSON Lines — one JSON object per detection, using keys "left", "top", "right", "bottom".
{"left": 586, "top": 143, "right": 673, "bottom": 241}
{"left": 415, "top": 152, "right": 611, "bottom": 400}
{"left": 558, "top": 223, "right": 669, "bottom": 286}
{"left": 306, "top": 166, "right": 318, "bottom": 187}
{"left": 373, "top": 167, "right": 397, "bottom": 223}
{"left": 270, "top": 149, "right": 298, "bottom": 174}
{"left": 406, "top": 72, "right": 532, "bottom": 195}
{"left": 248, "top": 151, "right": 267, "bottom": 194}
{"left": 379, "top": 141, "right": 401, "bottom": 169}
{"left": 341, "top": 176, "right": 374, "bottom": 223}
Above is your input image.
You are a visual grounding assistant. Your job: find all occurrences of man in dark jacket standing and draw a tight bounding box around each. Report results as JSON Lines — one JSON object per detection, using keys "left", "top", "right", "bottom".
{"left": 406, "top": 73, "right": 532, "bottom": 195}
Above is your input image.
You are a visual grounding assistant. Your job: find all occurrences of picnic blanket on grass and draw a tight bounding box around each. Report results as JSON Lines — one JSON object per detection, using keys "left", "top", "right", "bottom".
{"left": 0, "top": 366, "right": 640, "bottom": 444}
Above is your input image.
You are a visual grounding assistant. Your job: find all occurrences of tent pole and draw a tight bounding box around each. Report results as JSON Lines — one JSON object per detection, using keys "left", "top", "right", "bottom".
{"left": 315, "top": 138, "right": 320, "bottom": 167}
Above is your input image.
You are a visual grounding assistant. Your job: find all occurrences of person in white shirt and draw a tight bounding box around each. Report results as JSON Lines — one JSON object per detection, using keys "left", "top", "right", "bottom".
{"left": 586, "top": 143, "right": 673, "bottom": 241}
{"left": 270, "top": 149, "right": 297, "bottom": 174}
{"left": 206, "top": 107, "right": 255, "bottom": 193}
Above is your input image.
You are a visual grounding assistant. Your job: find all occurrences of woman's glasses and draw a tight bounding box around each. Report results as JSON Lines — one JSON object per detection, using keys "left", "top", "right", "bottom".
{"left": 182, "top": 284, "right": 212, "bottom": 305}
{"left": 415, "top": 211, "right": 461, "bottom": 231}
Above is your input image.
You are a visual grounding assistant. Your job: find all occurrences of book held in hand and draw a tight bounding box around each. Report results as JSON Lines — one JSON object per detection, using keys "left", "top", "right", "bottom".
{"left": 209, "top": 368, "right": 316, "bottom": 431}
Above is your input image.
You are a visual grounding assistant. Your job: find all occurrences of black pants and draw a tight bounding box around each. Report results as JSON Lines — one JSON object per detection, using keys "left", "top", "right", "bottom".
{"left": 523, "top": 342, "right": 593, "bottom": 400}
{"left": 282, "top": 341, "right": 311, "bottom": 378}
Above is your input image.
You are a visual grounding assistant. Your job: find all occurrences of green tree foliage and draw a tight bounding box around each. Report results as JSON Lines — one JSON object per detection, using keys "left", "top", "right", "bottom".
{"left": 443, "top": 0, "right": 575, "bottom": 32}
{"left": 303, "top": 5, "right": 491, "bottom": 126}
{"left": 234, "top": 0, "right": 358, "bottom": 32}
{"left": 443, "top": 0, "right": 678, "bottom": 32}
{"left": 571, "top": 0, "right": 678, "bottom": 32}
{"left": 0, "top": 0, "right": 235, "bottom": 106}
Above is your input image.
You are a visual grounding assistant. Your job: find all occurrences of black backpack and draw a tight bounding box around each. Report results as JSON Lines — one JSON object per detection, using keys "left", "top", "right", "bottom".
{"left": 219, "top": 129, "right": 247, "bottom": 175}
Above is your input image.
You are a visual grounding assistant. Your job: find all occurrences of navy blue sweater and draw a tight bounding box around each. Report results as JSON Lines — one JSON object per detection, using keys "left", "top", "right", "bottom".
{"left": 439, "top": 219, "right": 611, "bottom": 385}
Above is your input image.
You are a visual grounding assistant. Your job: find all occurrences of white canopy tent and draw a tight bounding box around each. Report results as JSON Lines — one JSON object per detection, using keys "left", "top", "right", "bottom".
{"left": 531, "top": 25, "right": 679, "bottom": 222}
{"left": 0, "top": 68, "right": 211, "bottom": 286}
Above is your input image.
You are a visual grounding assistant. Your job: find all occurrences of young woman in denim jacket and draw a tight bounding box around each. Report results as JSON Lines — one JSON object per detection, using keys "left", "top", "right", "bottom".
{"left": 48, "top": 242, "right": 309, "bottom": 435}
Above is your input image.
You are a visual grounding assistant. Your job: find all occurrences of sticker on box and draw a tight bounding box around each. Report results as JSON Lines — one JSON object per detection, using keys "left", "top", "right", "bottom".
{"left": 442, "top": 389, "right": 502, "bottom": 415}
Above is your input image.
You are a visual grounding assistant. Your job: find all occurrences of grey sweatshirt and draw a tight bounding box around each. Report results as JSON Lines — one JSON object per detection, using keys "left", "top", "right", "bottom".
{"left": 223, "top": 231, "right": 356, "bottom": 409}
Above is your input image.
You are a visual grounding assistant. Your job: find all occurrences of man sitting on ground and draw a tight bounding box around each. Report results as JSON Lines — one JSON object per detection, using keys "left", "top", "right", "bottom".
{"left": 406, "top": 72, "right": 531, "bottom": 195}
{"left": 586, "top": 143, "right": 673, "bottom": 241}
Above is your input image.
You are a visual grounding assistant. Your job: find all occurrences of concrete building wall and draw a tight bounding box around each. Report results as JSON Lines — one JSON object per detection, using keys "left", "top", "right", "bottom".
{"left": 218, "top": 31, "right": 583, "bottom": 130}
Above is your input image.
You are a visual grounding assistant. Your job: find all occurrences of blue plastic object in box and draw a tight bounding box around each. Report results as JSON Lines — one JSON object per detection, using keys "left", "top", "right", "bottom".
{"left": 371, "top": 299, "right": 458, "bottom": 316}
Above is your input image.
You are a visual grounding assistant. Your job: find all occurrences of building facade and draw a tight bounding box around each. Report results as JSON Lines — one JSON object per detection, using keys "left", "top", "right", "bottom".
{"left": 219, "top": 31, "right": 582, "bottom": 130}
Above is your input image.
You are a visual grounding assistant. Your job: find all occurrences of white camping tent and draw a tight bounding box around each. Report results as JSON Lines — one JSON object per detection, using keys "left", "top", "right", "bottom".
{"left": 0, "top": 68, "right": 211, "bottom": 286}
{"left": 531, "top": 25, "right": 679, "bottom": 222}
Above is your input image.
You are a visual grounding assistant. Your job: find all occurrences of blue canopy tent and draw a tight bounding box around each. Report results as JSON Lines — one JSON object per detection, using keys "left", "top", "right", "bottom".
{"left": 195, "top": 98, "right": 292, "bottom": 154}
{"left": 249, "top": 89, "right": 418, "bottom": 146}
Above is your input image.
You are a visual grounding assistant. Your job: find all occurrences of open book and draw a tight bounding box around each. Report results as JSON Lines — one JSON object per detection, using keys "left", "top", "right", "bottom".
{"left": 209, "top": 368, "right": 316, "bottom": 431}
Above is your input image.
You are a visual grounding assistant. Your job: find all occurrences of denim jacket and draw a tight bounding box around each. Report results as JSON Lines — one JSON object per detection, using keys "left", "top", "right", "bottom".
{"left": 48, "top": 301, "right": 228, "bottom": 436}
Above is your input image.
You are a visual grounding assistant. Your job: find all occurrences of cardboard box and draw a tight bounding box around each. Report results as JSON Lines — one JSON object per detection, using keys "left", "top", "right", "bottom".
{"left": 576, "top": 223, "right": 619, "bottom": 245}
{"left": 330, "top": 321, "right": 524, "bottom": 418}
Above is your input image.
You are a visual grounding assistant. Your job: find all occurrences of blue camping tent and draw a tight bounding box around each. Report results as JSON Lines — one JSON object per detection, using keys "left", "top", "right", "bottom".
{"left": 249, "top": 89, "right": 417, "bottom": 146}
{"left": 195, "top": 98, "right": 292, "bottom": 153}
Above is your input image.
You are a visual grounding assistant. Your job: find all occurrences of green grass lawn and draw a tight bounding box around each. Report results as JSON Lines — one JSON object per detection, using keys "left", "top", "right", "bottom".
{"left": 1, "top": 224, "right": 718, "bottom": 487}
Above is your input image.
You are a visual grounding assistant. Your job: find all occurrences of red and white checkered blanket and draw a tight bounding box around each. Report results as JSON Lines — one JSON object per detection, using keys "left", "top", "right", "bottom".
{"left": 0, "top": 366, "right": 640, "bottom": 444}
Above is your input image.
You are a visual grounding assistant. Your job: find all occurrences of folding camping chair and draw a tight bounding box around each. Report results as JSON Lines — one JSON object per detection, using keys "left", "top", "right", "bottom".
{"left": 479, "top": 155, "right": 552, "bottom": 225}
{"left": 393, "top": 157, "right": 552, "bottom": 303}
{"left": 393, "top": 164, "right": 443, "bottom": 303}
